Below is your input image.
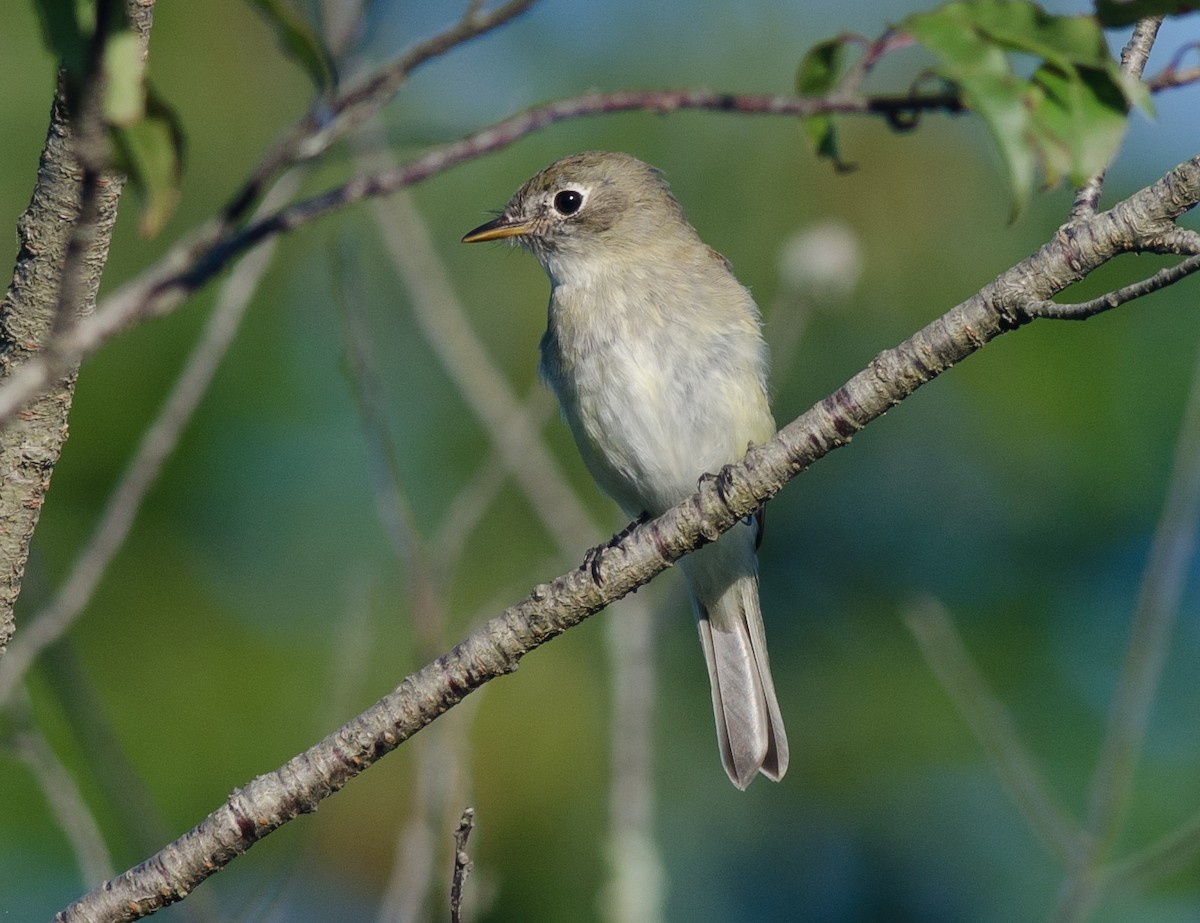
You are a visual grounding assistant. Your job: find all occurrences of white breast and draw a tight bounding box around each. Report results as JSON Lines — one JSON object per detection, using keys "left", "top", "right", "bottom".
{"left": 539, "top": 272, "right": 772, "bottom": 518}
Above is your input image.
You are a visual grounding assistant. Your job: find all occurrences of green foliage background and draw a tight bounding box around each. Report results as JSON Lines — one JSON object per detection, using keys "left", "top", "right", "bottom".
{"left": 3, "top": 1, "right": 1200, "bottom": 921}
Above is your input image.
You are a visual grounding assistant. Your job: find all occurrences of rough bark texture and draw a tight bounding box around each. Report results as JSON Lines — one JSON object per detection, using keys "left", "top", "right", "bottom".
{"left": 52, "top": 151, "right": 1200, "bottom": 923}
{"left": 0, "top": 87, "right": 127, "bottom": 656}
{"left": 0, "top": 0, "right": 153, "bottom": 658}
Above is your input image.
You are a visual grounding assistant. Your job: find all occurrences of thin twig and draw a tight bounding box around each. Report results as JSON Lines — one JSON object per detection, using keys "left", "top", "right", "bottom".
{"left": 9, "top": 708, "right": 114, "bottom": 886}
{"left": 904, "top": 598, "right": 1080, "bottom": 864}
{"left": 449, "top": 808, "right": 476, "bottom": 923}
{"left": 1070, "top": 16, "right": 1163, "bottom": 219}
{"left": 1027, "top": 254, "right": 1200, "bottom": 320}
{"left": 0, "top": 85, "right": 965, "bottom": 431}
{"left": 0, "top": 171, "right": 300, "bottom": 708}
{"left": 225, "top": 0, "right": 539, "bottom": 224}
{"left": 1148, "top": 38, "right": 1200, "bottom": 90}
{"left": 1147, "top": 65, "right": 1200, "bottom": 92}
{"left": 1086, "top": 326, "right": 1200, "bottom": 847}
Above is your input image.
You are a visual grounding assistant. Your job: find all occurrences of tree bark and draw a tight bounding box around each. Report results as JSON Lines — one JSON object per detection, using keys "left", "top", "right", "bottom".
{"left": 0, "top": 0, "right": 153, "bottom": 657}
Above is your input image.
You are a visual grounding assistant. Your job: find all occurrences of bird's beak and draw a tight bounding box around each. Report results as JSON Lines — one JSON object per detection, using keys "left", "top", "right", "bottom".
{"left": 462, "top": 215, "right": 531, "bottom": 243}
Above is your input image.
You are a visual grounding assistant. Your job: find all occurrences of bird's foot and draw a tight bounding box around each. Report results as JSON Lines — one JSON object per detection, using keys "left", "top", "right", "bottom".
{"left": 698, "top": 466, "right": 737, "bottom": 509}
{"left": 583, "top": 512, "right": 651, "bottom": 585}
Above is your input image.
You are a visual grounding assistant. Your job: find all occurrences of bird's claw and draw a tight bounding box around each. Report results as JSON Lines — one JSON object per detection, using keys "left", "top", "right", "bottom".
{"left": 583, "top": 512, "right": 650, "bottom": 585}
{"left": 698, "top": 466, "right": 737, "bottom": 509}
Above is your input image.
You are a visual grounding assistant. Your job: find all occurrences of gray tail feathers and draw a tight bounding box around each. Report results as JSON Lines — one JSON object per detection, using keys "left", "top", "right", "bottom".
{"left": 682, "top": 528, "right": 788, "bottom": 789}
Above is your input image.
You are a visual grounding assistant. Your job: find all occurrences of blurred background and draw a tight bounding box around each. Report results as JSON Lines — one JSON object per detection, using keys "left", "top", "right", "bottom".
{"left": 3, "top": 1, "right": 1200, "bottom": 921}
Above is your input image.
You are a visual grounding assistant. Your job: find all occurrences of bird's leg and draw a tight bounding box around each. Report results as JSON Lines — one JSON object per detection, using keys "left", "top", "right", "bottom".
{"left": 583, "top": 512, "right": 651, "bottom": 585}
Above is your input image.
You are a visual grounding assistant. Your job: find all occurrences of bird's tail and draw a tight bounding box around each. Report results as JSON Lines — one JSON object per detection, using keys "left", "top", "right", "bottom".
{"left": 681, "top": 525, "right": 788, "bottom": 789}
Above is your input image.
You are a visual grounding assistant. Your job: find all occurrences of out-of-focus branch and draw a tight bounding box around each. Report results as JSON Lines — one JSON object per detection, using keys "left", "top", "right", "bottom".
{"left": 370, "top": 188, "right": 598, "bottom": 553}
{"left": 0, "top": 169, "right": 300, "bottom": 708}
{"left": 1050, "top": 304, "right": 1200, "bottom": 923}
{"left": 366, "top": 158, "right": 664, "bottom": 922}
{"left": 7, "top": 699, "right": 114, "bottom": 886}
{"left": 358, "top": 138, "right": 599, "bottom": 918}
{"left": 52, "top": 149, "right": 1200, "bottom": 923}
{"left": 225, "top": 0, "right": 540, "bottom": 224}
{"left": 0, "top": 84, "right": 967, "bottom": 433}
{"left": 904, "top": 598, "right": 1079, "bottom": 863}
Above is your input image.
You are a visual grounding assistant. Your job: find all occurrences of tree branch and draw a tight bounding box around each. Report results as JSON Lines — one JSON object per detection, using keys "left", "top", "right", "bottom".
{"left": 0, "top": 84, "right": 967, "bottom": 433}
{"left": 224, "top": 0, "right": 540, "bottom": 225}
{"left": 1027, "top": 254, "right": 1200, "bottom": 320}
{"left": 0, "top": 0, "right": 154, "bottom": 656}
{"left": 1070, "top": 16, "right": 1162, "bottom": 219}
{"left": 51, "top": 149, "right": 1200, "bottom": 923}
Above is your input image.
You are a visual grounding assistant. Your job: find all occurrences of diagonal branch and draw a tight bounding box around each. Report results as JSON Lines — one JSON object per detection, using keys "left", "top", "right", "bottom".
{"left": 0, "top": 0, "right": 155, "bottom": 655}
{"left": 0, "top": 85, "right": 967, "bottom": 433}
{"left": 225, "top": 0, "right": 540, "bottom": 224}
{"left": 1028, "top": 254, "right": 1200, "bottom": 320}
{"left": 53, "top": 150, "right": 1200, "bottom": 923}
{"left": 904, "top": 598, "right": 1079, "bottom": 863}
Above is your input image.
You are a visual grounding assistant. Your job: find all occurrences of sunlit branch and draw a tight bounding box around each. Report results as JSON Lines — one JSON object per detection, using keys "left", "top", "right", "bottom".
{"left": 1070, "top": 16, "right": 1163, "bottom": 218}
{"left": 1027, "top": 254, "right": 1200, "bottom": 320}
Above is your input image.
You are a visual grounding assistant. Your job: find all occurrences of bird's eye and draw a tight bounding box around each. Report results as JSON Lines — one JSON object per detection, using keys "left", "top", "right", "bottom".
{"left": 553, "top": 190, "right": 584, "bottom": 216}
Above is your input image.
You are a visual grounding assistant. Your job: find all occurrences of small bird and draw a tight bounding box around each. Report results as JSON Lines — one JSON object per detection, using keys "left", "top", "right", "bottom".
{"left": 463, "top": 151, "right": 787, "bottom": 788}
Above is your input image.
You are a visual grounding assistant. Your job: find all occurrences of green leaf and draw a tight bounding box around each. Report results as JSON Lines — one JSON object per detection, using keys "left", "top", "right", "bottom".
{"left": 1095, "top": 0, "right": 1200, "bottom": 27}
{"left": 795, "top": 36, "right": 857, "bottom": 171}
{"left": 111, "top": 89, "right": 185, "bottom": 238}
{"left": 247, "top": 0, "right": 336, "bottom": 93}
{"left": 797, "top": 36, "right": 851, "bottom": 95}
{"left": 32, "top": 0, "right": 88, "bottom": 77}
{"left": 900, "top": 0, "right": 1141, "bottom": 216}
{"left": 102, "top": 29, "right": 144, "bottom": 127}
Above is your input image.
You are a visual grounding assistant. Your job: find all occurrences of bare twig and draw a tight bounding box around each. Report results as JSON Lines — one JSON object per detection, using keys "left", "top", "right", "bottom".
{"left": 0, "top": 85, "right": 970, "bottom": 433}
{"left": 1070, "top": 17, "right": 1163, "bottom": 219}
{"left": 225, "top": 0, "right": 540, "bottom": 224}
{"left": 1145, "top": 37, "right": 1200, "bottom": 92}
{"left": 449, "top": 808, "right": 476, "bottom": 923}
{"left": 904, "top": 598, "right": 1079, "bottom": 864}
{"left": 0, "top": 170, "right": 300, "bottom": 708}
{"left": 1147, "top": 64, "right": 1200, "bottom": 92}
{"left": 1081, "top": 314, "right": 1200, "bottom": 854}
{"left": 1027, "top": 254, "right": 1200, "bottom": 321}
{"left": 8, "top": 704, "right": 114, "bottom": 886}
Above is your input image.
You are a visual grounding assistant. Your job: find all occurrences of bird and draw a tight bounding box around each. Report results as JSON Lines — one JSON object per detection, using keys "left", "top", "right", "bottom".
{"left": 463, "top": 151, "right": 787, "bottom": 789}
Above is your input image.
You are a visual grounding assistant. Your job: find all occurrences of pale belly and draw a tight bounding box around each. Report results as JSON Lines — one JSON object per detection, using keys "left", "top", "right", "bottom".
{"left": 543, "top": 328, "right": 772, "bottom": 518}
